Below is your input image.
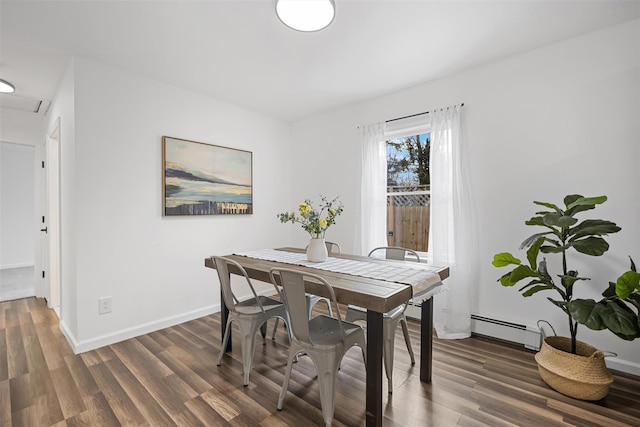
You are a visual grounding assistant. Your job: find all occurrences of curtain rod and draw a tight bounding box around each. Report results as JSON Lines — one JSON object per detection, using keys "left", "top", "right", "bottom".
{"left": 385, "top": 103, "right": 464, "bottom": 123}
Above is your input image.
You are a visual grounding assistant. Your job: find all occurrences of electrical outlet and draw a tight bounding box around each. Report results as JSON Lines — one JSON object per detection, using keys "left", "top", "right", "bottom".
{"left": 99, "top": 296, "right": 112, "bottom": 314}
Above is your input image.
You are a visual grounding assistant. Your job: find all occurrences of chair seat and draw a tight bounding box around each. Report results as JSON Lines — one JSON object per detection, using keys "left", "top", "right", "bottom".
{"left": 308, "top": 315, "right": 364, "bottom": 347}
{"left": 236, "top": 296, "right": 283, "bottom": 315}
{"left": 345, "top": 304, "right": 405, "bottom": 321}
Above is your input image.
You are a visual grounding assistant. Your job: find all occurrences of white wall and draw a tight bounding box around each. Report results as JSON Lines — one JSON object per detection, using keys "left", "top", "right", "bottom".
{"left": 53, "top": 58, "right": 293, "bottom": 351}
{"left": 0, "top": 142, "right": 35, "bottom": 268}
{"left": 290, "top": 20, "right": 640, "bottom": 374}
{"left": 0, "top": 107, "right": 45, "bottom": 144}
{"left": 47, "top": 59, "right": 78, "bottom": 338}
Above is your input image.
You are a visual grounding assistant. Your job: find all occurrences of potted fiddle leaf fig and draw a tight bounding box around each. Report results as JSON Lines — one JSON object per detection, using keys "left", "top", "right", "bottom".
{"left": 492, "top": 194, "right": 625, "bottom": 400}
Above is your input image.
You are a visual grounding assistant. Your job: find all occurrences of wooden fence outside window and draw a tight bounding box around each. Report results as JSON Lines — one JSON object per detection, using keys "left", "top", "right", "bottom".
{"left": 386, "top": 185, "right": 430, "bottom": 252}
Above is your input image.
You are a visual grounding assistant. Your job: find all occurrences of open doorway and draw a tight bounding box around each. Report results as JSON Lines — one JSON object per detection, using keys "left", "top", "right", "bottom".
{"left": 0, "top": 141, "right": 36, "bottom": 301}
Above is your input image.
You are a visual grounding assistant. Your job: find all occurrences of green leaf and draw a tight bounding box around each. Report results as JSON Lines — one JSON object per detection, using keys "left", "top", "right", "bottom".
{"left": 520, "top": 232, "right": 554, "bottom": 249}
{"left": 628, "top": 293, "right": 640, "bottom": 307}
{"left": 518, "top": 279, "right": 546, "bottom": 292}
{"left": 569, "top": 220, "right": 621, "bottom": 239}
{"left": 524, "top": 216, "right": 546, "bottom": 227}
{"left": 540, "top": 244, "right": 569, "bottom": 254}
{"left": 560, "top": 273, "right": 588, "bottom": 289}
{"left": 566, "top": 195, "right": 607, "bottom": 210}
{"left": 492, "top": 252, "right": 521, "bottom": 267}
{"left": 498, "top": 271, "right": 516, "bottom": 287}
{"left": 526, "top": 237, "right": 544, "bottom": 269}
{"left": 512, "top": 264, "right": 540, "bottom": 279}
{"left": 601, "top": 302, "right": 640, "bottom": 338}
{"left": 565, "top": 203, "right": 596, "bottom": 216}
{"left": 616, "top": 271, "right": 640, "bottom": 299}
{"left": 543, "top": 212, "right": 578, "bottom": 228}
{"left": 500, "top": 265, "right": 540, "bottom": 287}
{"left": 570, "top": 237, "right": 610, "bottom": 256}
{"left": 522, "top": 284, "right": 554, "bottom": 297}
{"left": 602, "top": 282, "right": 617, "bottom": 298}
{"left": 571, "top": 299, "right": 640, "bottom": 339}
{"left": 564, "top": 195, "right": 606, "bottom": 216}
{"left": 563, "top": 194, "right": 585, "bottom": 207}
{"left": 533, "top": 201, "right": 561, "bottom": 213}
{"left": 568, "top": 299, "right": 607, "bottom": 330}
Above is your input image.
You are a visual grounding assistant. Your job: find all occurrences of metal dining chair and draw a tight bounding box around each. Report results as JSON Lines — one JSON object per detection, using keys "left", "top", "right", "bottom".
{"left": 271, "top": 241, "right": 341, "bottom": 340}
{"left": 345, "top": 246, "right": 418, "bottom": 393}
{"left": 269, "top": 267, "right": 366, "bottom": 427}
{"left": 212, "top": 256, "right": 292, "bottom": 386}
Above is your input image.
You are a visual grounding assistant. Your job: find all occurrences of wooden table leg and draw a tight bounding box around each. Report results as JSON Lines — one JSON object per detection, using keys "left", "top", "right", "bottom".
{"left": 420, "top": 297, "right": 433, "bottom": 382}
{"left": 366, "top": 310, "right": 383, "bottom": 427}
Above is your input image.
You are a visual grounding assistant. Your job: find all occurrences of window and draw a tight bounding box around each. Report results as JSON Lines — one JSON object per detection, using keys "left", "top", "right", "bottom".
{"left": 385, "top": 131, "right": 431, "bottom": 253}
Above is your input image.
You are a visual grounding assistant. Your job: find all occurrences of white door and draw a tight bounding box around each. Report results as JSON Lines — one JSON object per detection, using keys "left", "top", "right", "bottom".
{"left": 41, "top": 118, "right": 61, "bottom": 315}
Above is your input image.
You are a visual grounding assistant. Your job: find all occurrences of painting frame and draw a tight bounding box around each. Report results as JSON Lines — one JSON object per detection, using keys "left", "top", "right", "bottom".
{"left": 162, "top": 136, "right": 253, "bottom": 216}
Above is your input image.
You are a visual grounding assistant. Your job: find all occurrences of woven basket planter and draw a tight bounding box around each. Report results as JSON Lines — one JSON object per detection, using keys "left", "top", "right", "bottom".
{"left": 534, "top": 335, "right": 613, "bottom": 401}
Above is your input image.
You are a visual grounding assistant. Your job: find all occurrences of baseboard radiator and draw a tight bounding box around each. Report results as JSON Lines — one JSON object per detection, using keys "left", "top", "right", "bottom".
{"left": 471, "top": 314, "right": 541, "bottom": 350}
{"left": 406, "top": 305, "right": 541, "bottom": 351}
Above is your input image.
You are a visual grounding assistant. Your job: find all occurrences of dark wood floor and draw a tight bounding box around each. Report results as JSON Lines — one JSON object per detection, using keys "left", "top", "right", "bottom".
{"left": 1, "top": 297, "right": 639, "bottom": 426}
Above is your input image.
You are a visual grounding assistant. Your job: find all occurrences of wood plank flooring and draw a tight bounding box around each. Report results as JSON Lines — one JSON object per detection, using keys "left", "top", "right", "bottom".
{"left": 1, "top": 297, "right": 639, "bottom": 426}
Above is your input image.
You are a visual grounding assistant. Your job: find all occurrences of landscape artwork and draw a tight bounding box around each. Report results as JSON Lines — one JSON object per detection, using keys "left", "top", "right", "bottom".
{"left": 162, "top": 136, "right": 253, "bottom": 216}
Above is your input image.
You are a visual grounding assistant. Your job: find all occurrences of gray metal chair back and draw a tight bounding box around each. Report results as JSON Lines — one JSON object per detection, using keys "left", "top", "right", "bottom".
{"left": 368, "top": 246, "right": 421, "bottom": 262}
{"left": 325, "top": 241, "right": 341, "bottom": 255}
{"left": 277, "top": 268, "right": 344, "bottom": 344}
{"left": 214, "top": 255, "right": 265, "bottom": 316}
{"left": 269, "top": 267, "right": 366, "bottom": 427}
{"left": 212, "top": 256, "right": 291, "bottom": 386}
{"left": 345, "top": 246, "right": 420, "bottom": 393}
{"left": 271, "top": 242, "right": 341, "bottom": 340}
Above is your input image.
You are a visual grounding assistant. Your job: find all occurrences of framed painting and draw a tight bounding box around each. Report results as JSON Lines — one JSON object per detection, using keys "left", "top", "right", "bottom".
{"left": 162, "top": 136, "right": 253, "bottom": 216}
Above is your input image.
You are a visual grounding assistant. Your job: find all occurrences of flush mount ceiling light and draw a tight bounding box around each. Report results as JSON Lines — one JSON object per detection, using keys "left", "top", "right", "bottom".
{"left": 276, "top": 0, "right": 335, "bottom": 32}
{"left": 0, "top": 78, "right": 15, "bottom": 94}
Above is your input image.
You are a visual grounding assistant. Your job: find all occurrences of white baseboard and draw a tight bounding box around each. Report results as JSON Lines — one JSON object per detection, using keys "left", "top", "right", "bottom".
{"left": 57, "top": 285, "right": 278, "bottom": 354}
{"left": 0, "top": 262, "right": 35, "bottom": 270}
{"left": 606, "top": 357, "right": 640, "bottom": 377}
{"left": 61, "top": 304, "right": 221, "bottom": 354}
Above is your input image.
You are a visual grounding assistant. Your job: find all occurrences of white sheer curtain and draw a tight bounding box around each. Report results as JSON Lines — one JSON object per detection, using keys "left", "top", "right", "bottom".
{"left": 429, "top": 105, "right": 478, "bottom": 339}
{"left": 357, "top": 122, "right": 387, "bottom": 256}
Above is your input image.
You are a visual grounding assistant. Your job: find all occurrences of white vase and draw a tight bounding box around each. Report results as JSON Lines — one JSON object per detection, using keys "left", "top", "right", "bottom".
{"left": 307, "top": 237, "right": 328, "bottom": 262}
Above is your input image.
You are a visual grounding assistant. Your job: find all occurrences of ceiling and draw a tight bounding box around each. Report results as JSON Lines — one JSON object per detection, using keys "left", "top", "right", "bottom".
{"left": 1, "top": 0, "right": 639, "bottom": 122}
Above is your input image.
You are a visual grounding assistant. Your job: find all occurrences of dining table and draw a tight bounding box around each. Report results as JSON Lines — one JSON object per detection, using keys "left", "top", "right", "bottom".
{"left": 204, "top": 247, "right": 449, "bottom": 427}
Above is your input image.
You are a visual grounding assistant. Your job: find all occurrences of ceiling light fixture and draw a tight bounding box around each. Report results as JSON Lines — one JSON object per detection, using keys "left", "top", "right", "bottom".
{"left": 0, "top": 78, "right": 15, "bottom": 94}
{"left": 276, "top": 0, "right": 335, "bottom": 32}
